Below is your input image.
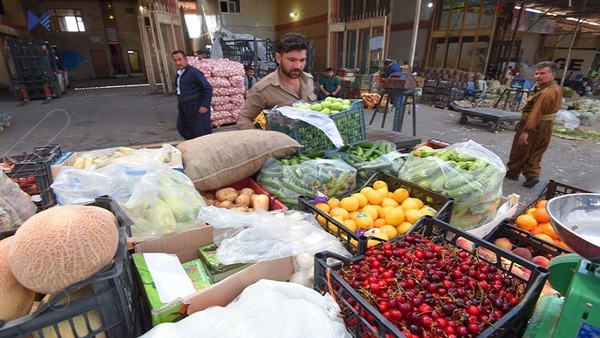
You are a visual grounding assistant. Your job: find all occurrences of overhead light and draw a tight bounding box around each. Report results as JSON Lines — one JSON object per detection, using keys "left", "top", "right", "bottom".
{"left": 289, "top": 12, "right": 297, "bottom": 18}
{"left": 525, "top": 8, "right": 543, "bottom": 13}
{"left": 428, "top": 2, "right": 433, "bottom": 8}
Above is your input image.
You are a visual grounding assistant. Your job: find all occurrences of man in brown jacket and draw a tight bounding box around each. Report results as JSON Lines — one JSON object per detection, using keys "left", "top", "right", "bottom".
{"left": 506, "top": 61, "right": 562, "bottom": 188}
{"left": 236, "top": 32, "right": 316, "bottom": 130}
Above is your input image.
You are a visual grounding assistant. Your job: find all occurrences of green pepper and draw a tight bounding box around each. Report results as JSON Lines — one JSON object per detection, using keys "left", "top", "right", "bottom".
{"left": 361, "top": 143, "right": 379, "bottom": 160}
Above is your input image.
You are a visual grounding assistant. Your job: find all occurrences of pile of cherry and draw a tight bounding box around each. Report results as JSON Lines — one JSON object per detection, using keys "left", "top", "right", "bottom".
{"left": 337, "top": 233, "right": 526, "bottom": 338}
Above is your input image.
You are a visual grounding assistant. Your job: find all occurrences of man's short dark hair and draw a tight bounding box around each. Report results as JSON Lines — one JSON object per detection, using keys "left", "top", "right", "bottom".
{"left": 384, "top": 59, "right": 393, "bottom": 65}
{"left": 535, "top": 61, "right": 558, "bottom": 74}
{"left": 326, "top": 67, "right": 333, "bottom": 72}
{"left": 172, "top": 50, "right": 186, "bottom": 57}
{"left": 275, "top": 32, "right": 308, "bottom": 54}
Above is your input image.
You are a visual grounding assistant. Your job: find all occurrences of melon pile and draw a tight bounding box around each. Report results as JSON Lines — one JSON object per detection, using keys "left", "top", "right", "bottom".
{"left": 0, "top": 205, "right": 119, "bottom": 326}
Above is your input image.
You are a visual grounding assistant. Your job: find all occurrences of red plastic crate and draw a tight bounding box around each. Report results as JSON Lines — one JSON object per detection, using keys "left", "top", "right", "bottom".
{"left": 210, "top": 177, "right": 287, "bottom": 210}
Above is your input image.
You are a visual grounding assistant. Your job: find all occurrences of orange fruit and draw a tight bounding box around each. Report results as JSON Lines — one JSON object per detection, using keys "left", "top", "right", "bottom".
{"left": 372, "top": 180, "right": 388, "bottom": 190}
{"left": 340, "top": 196, "right": 360, "bottom": 212}
{"left": 361, "top": 205, "right": 379, "bottom": 221}
{"left": 376, "top": 187, "right": 389, "bottom": 199}
{"left": 392, "top": 188, "right": 410, "bottom": 204}
{"left": 384, "top": 206, "right": 405, "bottom": 226}
{"left": 540, "top": 222, "right": 559, "bottom": 239}
{"left": 349, "top": 210, "right": 360, "bottom": 221}
{"left": 533, "top": 208, "right": 550, "bottom": 223}
{"left": 327, "top": 197, "right": 340, "bottom": 209}
{"left": 373, "top": 218, "right": 387, "bottom": 228}
{"left": 379, "top": 225, "right": 398, "bottom": 239}
{"left": 355, "top": 213, "right": 374, "bottom": 229}
{"left": 343, "top": 219, "right": 358, "bottom": 233}
{"left": 404, "top": 209, "right": 424, "bottom": 224}
{"left": 381, "top": 197, "right": 399, "bottom": 208}
{"left": 396, "top": 221, "right": 414, "bottom": 235}
{"left": 420, "top": 206, "right": 437, "bottom": 217}
{"left": 530, "top": 226, "right": 543, "bottom": 235}
{"left": 315, "top": 202, "right": 330, "bottom": 214}
{"left": 365, "top": 190, "right": 383, "bottom": 205}
{"left": 535, "top": 199, "right": 548, "bottom": 209}
{"left": 367, "top": 232, "right": 389, "bottom": 248}
{"left": 330, "top": 207, "right": 350, "bottom": 220}
{"left": 535, "top": 233, "right": 554, "bottom": 243}
{"left": 515, "top": 214, "right": 538, "bottom": 231}
{"left": 526, "top": 208, "right": 536, "bottom": 216}
{"left": 413, "top": 198, "right": 425, "bottom": 209}
{"left": 316, "top": 214, "right": 327, "bottom": 225}
{"left": 379, "top": 206, "right": 394, "bottom": 218}
{"left": 401, "top": 198, "right": 420, "bottom": 211}
{"left": 360, "top": 187, "right": 374, "bottom": 195}
{"left": 351, "top": 193, "right": 369, "bottom": 208}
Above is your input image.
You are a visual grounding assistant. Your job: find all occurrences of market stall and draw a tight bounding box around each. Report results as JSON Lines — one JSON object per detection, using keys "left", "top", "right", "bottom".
{"left": 1, "top": 92, "right": 599, "bottom": 337}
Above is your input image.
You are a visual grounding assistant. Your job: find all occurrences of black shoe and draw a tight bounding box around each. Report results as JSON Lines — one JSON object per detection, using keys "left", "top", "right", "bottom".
{"left": 505, "top": 174, "right": 519, "bottom": 181}
{"left": 522, "top": 176, "right": 540, "bottom": 188}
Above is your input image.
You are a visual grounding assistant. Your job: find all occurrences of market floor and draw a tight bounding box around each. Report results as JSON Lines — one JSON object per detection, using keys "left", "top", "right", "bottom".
{"left": 1, "top": 77, "right": 599, "bottom": 205}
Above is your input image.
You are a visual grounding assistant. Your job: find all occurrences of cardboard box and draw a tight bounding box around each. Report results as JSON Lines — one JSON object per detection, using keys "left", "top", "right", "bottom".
{"left": 51, "top": 151, "right": 78, "bottom": 180}
{"left": 131, "top": 254, "right": 212, "bottom": 326}
{"left": 198, "top": 243, "right": 249, "bottom": 283}
{"left": 133, "top": 224, "right": 295, "bottom": 323}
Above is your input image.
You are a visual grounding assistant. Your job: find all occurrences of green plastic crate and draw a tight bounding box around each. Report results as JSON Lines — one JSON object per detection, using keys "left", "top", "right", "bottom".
{"left": 267, "top": 99, "right": 366, "bottom": 154}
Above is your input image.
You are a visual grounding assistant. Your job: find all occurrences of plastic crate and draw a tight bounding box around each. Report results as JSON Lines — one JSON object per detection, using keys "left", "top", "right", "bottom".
{"left": 0, "top": 197, "right": 144, "bottom": 338}
{"left": 314, "top": 216, "right": 549, "bottom": 338}
{"left": 484, "top": 220, "right": 572, "bottom": 260}
{"left": 297, "top": 172, "right": 454, "bottom": 255}
{"left": 1, "top": 144, "right": 61, "bottom": 209}
{"left": 267, "top": 100, "right": 366, "bottom": 154}
{"left": 514, "top": 180, "right": 591, "bottom": 219}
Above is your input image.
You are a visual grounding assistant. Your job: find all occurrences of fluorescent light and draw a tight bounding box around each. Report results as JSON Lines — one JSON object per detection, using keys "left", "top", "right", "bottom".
{"left": 428, "top": 2, "right": 433, "bottom": 8}
{"left": 289, "top": 12, "right": 297, "bottom": 17}
{"left": 525, "top": 8, "right": 543, "bottom": 13}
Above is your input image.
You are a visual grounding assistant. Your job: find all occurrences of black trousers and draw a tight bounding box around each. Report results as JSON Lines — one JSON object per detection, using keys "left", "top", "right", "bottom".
{"left": 177, "top": 99, "right": 212, "bottom": 140}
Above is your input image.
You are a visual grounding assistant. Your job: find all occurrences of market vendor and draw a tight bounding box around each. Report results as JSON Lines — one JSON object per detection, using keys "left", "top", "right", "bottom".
{"left": 381, "top": 59, "right": 401, "bottom": 79}
{"left": 236, "top": 32, "right": 316, "bottom": 130}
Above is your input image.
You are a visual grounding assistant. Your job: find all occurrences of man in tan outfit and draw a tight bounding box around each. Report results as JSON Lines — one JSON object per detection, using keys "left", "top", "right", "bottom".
{"left": 236, "top": 32, "right": 316, "bottom": 130}
{"left": 506, "top": 61, "right": 562, "bottom": 188}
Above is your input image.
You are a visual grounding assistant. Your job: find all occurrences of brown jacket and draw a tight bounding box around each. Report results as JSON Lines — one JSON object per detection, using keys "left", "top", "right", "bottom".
{"left": 521, "top": 81, "right": 562, "bottom": 131}
{"left": 236, "top": 68, "right": 316, "bottom": 130}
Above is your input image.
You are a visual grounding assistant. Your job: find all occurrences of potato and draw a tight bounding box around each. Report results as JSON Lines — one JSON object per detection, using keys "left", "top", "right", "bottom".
{"left": 230, "top": 204, "right": 249, "bottom": 212}
{"left": 239, "top": 187, "right": 255, "bottom": 196}
{"left": 218, "top": 200, "right": 233, "bottom": 209}
{"left": 235, "top": 194, "right": 252, "bottom": 207}
{"left": 252, "top": 194, "right": 270, "bottom": 211}
{"left": 215, "top": 187, "right": 238, "bottom": 202}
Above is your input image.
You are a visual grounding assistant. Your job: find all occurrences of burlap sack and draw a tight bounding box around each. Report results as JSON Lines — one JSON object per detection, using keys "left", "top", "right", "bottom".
{"left": 177, "top": 130, "right": 301, "bottom": 191}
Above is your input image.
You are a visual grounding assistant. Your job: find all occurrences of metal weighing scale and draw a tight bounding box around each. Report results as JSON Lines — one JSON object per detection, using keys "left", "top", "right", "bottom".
{"left": 523, "top": 193, "right": 600, "bottom": 338}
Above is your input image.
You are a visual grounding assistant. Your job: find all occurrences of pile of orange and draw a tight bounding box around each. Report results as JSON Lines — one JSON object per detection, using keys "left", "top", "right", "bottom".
{"left": 514, "top": 199, "right": 570, "bottom": 250}
{"left": 314, "top": 180, "right": 437, "bottom": 247}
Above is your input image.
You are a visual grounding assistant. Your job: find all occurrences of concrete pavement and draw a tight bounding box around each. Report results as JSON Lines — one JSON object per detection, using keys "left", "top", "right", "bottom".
{"left": 1, "top": 77, "right": 599, "bottom": 205}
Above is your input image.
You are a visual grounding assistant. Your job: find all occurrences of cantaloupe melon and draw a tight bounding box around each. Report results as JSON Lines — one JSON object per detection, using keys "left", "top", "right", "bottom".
{"left": 0, "top": 236, "right": 36, "bottom": 322}
{"left": 8, "top": 205, "right": 119, "bottom": 294}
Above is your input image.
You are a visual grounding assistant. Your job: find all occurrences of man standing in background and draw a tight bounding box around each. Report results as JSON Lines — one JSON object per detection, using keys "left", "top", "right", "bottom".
{"left": 317, "top": 67, "right": 342, "bottom": 100}
{"left": 171, "top": 50, "right": 213, "bottom": 139}
{"left": 506, "top": 61, "right": 562, "bottom": 188}
{"left": 244, "top": 65, "right": 259, "bottom": 93}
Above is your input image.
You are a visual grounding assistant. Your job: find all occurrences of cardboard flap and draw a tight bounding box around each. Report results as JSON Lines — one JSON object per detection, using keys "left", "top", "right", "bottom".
{"left": 183, "top": 257, "right": 295, "bottom": 314}
{"left": 134, "top": 224, "right": 213, "bottom": 263}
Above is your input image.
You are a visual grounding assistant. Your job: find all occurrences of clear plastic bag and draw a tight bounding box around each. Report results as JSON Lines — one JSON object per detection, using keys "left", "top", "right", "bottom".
{"left": 555, "top": 109, "right": 580, "bottom": 130}
{"left": 196, "top": 206, "right": 351, "bottom": 264}
{"left": 51, "top": 165, "right": 133, "bottom": 205}
{"left": 141, "top": 280, "right": 351, "bottom": 338}
{"left": 257, "top": 158, "right": 357, "bottom": 201}
{"left": 399, "top": 140, "right": 506, "bottom": 230}
{"left": 0, "top": 172, "right": 37, "bottom": 231}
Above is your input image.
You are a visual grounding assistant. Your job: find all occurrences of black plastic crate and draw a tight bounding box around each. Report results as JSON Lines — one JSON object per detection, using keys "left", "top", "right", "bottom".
{"left": 0, "top": 197, "right": 144, "bottom": 338}
{"left": 314, "top": 216, "right": 549, "bottom": 338}
{"left": 513, "top": 180, "right": 591, "bottom": 219}
{"left": 484, "top": 220, "right": 572, "bottom": 260}
{"left": 2, "top": 144, "right": 61, "bottom": 209}
{"left": 298, "top": 172, "right": 454, "bottom": 256}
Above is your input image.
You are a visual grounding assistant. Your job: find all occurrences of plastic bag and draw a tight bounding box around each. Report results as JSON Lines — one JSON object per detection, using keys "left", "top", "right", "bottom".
{"left": 399, "top": 140, "right": 506, "bottom": 230}
{"left": 578, "top": 111, "right": 597, "bottom": 126}
{"left": 328, "top": 140, "right": 406, "bottom": 186}
{"left": 122, "top": 163, "right": 207, "bottom": 238}
{"left": 140, "top": 280, "right": 351, "bottom": 338}
{"left": 555, "top": 109, "right": 580, "bottom": 130}
{"left": 0, "top": 172, "right": 37, "bottom": 231}
{"left": 196, "top": 206, "right": 351, "bottom": 264}
{"left": 265, "top": 104, "right": 344, "bottom": 148}
{"left": 257, "top": 158, "right": 357, "bottom": 204}
{"left": 51, "top": 165, "right": 133, "bottom": 205}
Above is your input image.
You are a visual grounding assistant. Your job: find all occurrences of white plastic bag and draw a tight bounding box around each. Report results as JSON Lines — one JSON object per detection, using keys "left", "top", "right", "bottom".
{"left": 0, "top": 171, "right": 37, "bottom": 231}
{"left": 140, "top": 280, "right": 351, "bottom": 338}
{"left": 196, "top": 206, "right": 351, "bottom": 264}
{"left": 555, "top": 109, "right": 580, "bottom": 130}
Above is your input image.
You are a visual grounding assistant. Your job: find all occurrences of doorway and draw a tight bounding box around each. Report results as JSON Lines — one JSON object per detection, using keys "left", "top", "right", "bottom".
{"left": 90, "top": 50, "right": 110, "bottom": 78}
